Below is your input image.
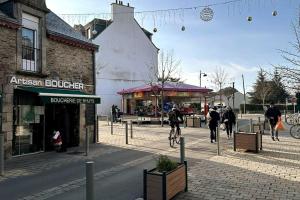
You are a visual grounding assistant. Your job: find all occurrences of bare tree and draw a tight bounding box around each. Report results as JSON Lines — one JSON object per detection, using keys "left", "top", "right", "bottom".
{"left": 275, "top": 24, "right": 300, "bottom": 92}
{"left": 148, "top": 50, "right": 181, "bottom": 126}
{"left": 211, "top": 66, "right": 229, "bottom": 106}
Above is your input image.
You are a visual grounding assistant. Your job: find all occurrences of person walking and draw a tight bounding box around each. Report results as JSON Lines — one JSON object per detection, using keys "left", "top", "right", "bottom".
{"left": 221, "top": 106, "right": 236, "bottom": 139}
{"left": 265, "top": 102, "right": 281, "bottom": 141}
{"left": 207, "top": 106, "right": 220, "bottom": 143}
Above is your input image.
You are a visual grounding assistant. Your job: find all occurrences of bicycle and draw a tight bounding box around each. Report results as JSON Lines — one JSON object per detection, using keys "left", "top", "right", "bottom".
{"left": 169, "top": 127, "right": 181, "bottom": 147}
{"left": 286, "top": 113, "right": 300, "bottom": 125}
{"left": 290, "top": 124, "right": 300, "bottom": 139}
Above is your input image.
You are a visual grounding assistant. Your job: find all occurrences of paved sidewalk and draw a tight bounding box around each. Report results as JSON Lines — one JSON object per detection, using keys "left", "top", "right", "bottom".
{"left": 100, "top": 121, "right": 300, "bottom": 200}
{"left": 1, "top": 120, "right": 299, "bottom": 200}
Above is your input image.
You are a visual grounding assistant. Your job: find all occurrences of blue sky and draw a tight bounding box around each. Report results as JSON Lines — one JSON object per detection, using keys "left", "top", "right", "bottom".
{"left": 46, "top": 0, "right": 299, "bottom": 93}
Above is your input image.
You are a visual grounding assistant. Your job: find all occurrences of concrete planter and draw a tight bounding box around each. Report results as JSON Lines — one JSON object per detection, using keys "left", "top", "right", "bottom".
{"left": 143, "top": 161, "right": 187, "bottom": 200}
{"left": 234, "top": 132, "right": 262, "bottom": 153}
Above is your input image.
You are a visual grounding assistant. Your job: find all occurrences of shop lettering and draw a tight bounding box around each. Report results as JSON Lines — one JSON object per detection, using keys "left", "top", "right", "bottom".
{"left": 50, "top": 97, "right": 95, "bottom": 104}
{"left": 10, "top": 76, "right": 84, "bottom": 90}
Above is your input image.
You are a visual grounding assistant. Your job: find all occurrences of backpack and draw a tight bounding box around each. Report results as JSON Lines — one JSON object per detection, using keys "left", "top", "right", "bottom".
{"left": 168, "top": 110, "right": 177, "bottom": 122}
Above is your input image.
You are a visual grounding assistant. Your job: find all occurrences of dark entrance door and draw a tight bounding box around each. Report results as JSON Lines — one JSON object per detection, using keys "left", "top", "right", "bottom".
{"left": 45, "top": 104, "right": 79, "bottom": 151}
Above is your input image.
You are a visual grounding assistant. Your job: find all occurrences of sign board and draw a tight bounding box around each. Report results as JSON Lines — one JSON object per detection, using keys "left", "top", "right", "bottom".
{"left": 291, "top": 97, "right": 297, "bottom": 103}
{"left": 40, "top": 97, "right": 100, "bottom": 104}
{"left": 9, "top": 76, "right": 84, "bottom": 90}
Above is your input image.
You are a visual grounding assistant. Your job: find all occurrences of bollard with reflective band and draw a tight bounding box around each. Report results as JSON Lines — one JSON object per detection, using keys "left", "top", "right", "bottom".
{"left": 125, "top": 121, "right": 128, "bottom": 144}
{"left": 180, "top": 137, "right": 185, "bottom": 163}
{"left": 130, "top": 120, "right": 133, "bottom": 139}
{"left": 86, "top": 161, "right": 95, "bottom": 200}
{"left": 111, "top": 114, "right": 113, "bottom": 135}
{"left": 217, "top": 126, "right": 220, "bottom": 156}
{"left": 0, "top": 133, "right": 4, "bottom": 176}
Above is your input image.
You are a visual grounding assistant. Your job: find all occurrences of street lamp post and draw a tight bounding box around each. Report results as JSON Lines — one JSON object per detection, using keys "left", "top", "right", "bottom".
{"left": 199, "top": 70, "right": 207, "bottom": 113}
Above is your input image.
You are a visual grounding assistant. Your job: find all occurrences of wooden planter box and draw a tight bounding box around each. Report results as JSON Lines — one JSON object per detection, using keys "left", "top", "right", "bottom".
{"left": 186, "top": 117, "right": 201, "bottom": 127}
{"left": 143, "top": 161, "right": 188, "bottom": 200}
{"left": 234, "top": 132, "right": 262, "bottom": 153}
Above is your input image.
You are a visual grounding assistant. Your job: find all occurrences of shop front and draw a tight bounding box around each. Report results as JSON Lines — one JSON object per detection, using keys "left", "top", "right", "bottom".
{"left": 118, "top": 82, "right": 212, "bottom": 116}
{"left": 10, "top": 77, "right": 100, "bottom": 156}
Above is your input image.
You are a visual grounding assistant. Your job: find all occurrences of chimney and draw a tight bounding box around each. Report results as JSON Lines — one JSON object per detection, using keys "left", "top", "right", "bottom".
{"left": 112, "top": 2, "right": 134, "bottom": 22}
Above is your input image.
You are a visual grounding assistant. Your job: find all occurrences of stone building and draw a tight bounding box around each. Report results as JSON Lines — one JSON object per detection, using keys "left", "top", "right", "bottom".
{"left": 0, "top": 0, "right": 99, "bottom": 158}
{"left": 80, "top": 1, "right": 159, "bottom": 115}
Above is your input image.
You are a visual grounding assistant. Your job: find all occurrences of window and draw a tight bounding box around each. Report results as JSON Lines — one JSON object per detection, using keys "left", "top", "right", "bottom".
{"left": 22, "top": 13, "right": 40, "bottom": 72}
{"left": 22, "top": 28, "right": 35, "bottom": 61}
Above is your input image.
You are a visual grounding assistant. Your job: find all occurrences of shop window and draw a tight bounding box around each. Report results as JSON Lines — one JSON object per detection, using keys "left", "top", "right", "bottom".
{"left": 22, "top": 13, "right": 40, "bottom": 72}
{"left": 13, "top": 105, "right": 44, "bottom": 156}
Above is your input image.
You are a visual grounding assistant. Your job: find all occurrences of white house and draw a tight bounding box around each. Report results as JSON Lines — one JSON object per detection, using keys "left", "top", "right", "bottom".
{"left": 212, "top": 92, "right": 250, "bottom": 110}
{"left": 80, "top": 1, "right": 159, "bottom": 115}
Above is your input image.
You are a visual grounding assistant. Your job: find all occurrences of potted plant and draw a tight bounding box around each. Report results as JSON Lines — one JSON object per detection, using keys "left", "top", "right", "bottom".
{"left": 143, "top": 155, "right": 187, "bottom": 200}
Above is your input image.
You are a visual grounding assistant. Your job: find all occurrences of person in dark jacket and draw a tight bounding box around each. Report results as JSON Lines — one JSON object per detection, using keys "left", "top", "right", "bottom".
{"left": 265, "top": 102, "right": 281, "bottom": 141}
{"left": 168, "top": 104, "right": 183, "bottom": 132}
{"left": 222, "top": 106, "right": 236, "bottom": 139}
{"left": 207, "top": 106, "right": 220, "bottom": 143}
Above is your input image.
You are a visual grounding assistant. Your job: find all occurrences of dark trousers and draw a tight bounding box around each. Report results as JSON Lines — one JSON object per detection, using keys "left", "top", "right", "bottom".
{"left": 209, "top": 124, "right": 217, "bottom": 141}
{"left": 225, "top": 123, "right": 233, "bottom": 136}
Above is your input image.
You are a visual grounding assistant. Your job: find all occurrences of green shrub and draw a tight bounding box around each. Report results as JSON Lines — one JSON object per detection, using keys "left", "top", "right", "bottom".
{"left": 156, "top": 155, "right": 178, "bottom": 172}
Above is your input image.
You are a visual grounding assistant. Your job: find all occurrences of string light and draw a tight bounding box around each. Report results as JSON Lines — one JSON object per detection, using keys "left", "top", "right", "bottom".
{"left": 58, "top": 0, "right": 282, "bottom": 30}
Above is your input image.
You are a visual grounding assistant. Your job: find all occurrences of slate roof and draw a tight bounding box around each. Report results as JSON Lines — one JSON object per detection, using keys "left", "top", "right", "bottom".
{"left": 46, "top": 11, "right": 94, "bottom": 46}
{"left": 118, "top": 82, "right": 212, "bottom": 95}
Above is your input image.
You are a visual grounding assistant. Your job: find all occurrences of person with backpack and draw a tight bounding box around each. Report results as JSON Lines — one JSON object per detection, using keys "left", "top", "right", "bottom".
{"left": 207, "top": 106, "right": 220, "bottom": 143}
{"left": 168, "top": 104, "right": 183, "bottom": 133}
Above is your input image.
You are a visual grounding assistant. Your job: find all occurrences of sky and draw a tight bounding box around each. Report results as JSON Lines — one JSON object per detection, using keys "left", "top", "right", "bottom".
{"left": 46, "top": 0, "right": 299, "bottom": 93}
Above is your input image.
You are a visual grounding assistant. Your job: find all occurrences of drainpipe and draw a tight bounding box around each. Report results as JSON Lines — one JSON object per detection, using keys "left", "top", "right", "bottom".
{"left": 93, "top": 50, "right": 97, "bottom": 143}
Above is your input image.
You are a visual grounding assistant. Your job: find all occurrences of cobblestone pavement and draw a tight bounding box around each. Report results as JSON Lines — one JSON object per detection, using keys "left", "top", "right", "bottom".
{"left": 2, "top": 119, "right": 300, "bottom": 200}
{"left": 99, "top": 121, "right": 300, "bottom": 200}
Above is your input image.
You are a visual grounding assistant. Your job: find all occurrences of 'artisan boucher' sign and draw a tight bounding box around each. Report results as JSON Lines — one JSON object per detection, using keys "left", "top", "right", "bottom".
{"left": 10, "top": 76, "right": 84, "bottom": 90}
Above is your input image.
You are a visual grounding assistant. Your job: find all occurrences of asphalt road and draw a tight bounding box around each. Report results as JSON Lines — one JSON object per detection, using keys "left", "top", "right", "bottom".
{"left": 0, "top": 148, "right": 155, "bottom": 200}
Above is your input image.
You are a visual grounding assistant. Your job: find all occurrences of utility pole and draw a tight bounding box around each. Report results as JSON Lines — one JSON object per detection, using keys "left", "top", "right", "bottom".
{"left": 242, "top": 74, "right": 246, "bottom": 114}
{"left": 199, "top": 70, "right": 207, "bottom": 114}
{"left": 200, "top": 70, "right": 202, "bottom": 113}
{"left": 232, "top": 82, "right": 235, "bottom": 110}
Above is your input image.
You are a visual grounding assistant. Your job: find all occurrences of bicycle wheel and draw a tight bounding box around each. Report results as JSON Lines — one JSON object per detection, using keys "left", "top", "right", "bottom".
{"left": 169, "top": 129, "right": 175, "bottom": 147}
{"left": 175, "top": 129, "right": 181, "bottom": 144}
{"left": 290, "top": 125, "right": 300, "bottom": 139}
{"left": 286, "top": 114, "right": 295, "bottom": 125}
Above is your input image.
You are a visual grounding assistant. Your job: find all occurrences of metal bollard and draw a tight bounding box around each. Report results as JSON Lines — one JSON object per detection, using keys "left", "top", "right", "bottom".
{"left": 217, "top": 126, "right": 220, "bottom": 156}
{"left": 130, "top": 120, "right": 133, "bottom": 139}
{"left": 250, "top": 119, "right": 253, "bottom": 133}
{"left": 180, "top": 137, "right": 185, "bottom": 163}
{"left": 125, "top": 121, "right": 128, "bottom": 144}
{"left": 86, "top": 128, "right": 89, "bottom": 157}
{"left": 111, "top": 114, "right": 113, "bottom": 135}
{"left": 86, "top": 161, "right": 95, "bottom": 200}
{"left": 0, "top": 133, "right": 4, "bottom": 176}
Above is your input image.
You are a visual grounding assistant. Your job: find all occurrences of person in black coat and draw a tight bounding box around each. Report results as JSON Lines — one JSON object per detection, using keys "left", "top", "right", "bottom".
{"left": 222, "top": 106, "right": 236, "bottom": 139}
{"left": 207, "top": 106, "right": 220, "bottom": 143}
{"left": 265, "top": 102, "right": 281, "bottom": 141}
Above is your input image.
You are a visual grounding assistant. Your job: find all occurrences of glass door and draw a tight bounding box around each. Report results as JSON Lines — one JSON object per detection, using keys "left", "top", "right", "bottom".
{"left": 13, "top": 105, "right": 44, "bottom": 156}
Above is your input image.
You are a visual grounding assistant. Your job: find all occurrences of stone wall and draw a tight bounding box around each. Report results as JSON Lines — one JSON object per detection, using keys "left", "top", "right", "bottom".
{"left": 46, "top": 39, "right": 94, "bottom": 93}
{"left": 0, "top": 26, "right": 17, "bottom": 158}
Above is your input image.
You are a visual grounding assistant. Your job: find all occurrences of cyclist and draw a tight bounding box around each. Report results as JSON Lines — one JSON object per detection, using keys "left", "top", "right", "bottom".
{"left": 168, "top": 104, "right": 184, "bottom": 133}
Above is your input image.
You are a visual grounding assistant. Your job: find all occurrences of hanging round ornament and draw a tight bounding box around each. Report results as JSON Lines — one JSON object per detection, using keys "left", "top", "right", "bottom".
{"left": 272, "top": 11, "right": 278, "bottom": 16}
{"left": 181, "top": 26, "right": 185, "bottom": 31}
{"left": 153, "top": 28, "right": 157, "bottom": 33}
{"left": 200, "top": 7, "right": 214, "bottom": 22}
